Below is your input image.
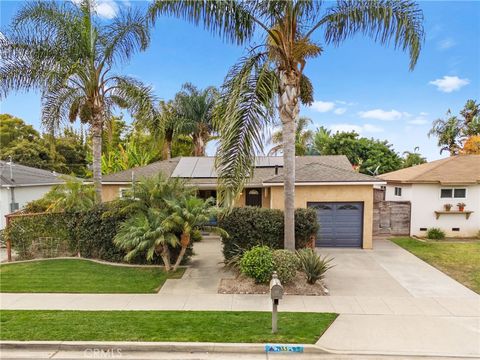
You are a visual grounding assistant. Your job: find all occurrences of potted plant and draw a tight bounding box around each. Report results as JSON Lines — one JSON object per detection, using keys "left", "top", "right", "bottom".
{"left": 444, "top": 203, "right": 453, "bottom": 211}
{"left": 457, "top": 202, "right": 466, "bottom": 212}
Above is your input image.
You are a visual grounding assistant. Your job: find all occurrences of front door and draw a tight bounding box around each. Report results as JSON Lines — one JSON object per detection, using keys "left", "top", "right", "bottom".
{"left": 245, "top": 188, "right": 262, "bottom": 207}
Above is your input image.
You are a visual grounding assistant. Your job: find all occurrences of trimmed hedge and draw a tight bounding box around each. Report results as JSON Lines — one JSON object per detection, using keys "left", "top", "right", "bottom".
{"left": 6, "top": 201, "right": 192, "bottom": 265}
{"left": 218, "top": 207, "right": 318, "bottom": 260}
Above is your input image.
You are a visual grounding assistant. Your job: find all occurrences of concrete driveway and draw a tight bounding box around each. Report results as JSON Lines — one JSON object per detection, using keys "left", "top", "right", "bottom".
{"left": 319, "top": 239, "right": 477, "bottom": 298}
{"left": 316, "top": 239, "right": 480, "bottom": 358}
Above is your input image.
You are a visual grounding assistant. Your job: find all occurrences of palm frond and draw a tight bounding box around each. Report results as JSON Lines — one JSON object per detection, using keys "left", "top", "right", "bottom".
{"left": 214, "top": 51, "right": 276, "bottom": 206}
{"left": 148, "top": 0, "right": 255, "bottom": 45}
{"left": 318, "top": 0, "right": 424, "bottom": 70}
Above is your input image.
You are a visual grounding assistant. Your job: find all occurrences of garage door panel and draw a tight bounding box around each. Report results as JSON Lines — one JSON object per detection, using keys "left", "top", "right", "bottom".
{"left": 308, "top": 202, "right": 363, "bottom": 248}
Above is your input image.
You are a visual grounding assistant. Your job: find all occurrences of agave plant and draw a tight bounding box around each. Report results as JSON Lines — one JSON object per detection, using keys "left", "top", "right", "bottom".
{"left": 296, "top": 248, "right": 334, "bottom": 285}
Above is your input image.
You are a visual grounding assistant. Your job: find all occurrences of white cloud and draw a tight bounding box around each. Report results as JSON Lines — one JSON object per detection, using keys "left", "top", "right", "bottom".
{"left": 437, "top": 37, "right": 456, "bottom": 50}
{"left": 358, "top": 109, "right": 403, "bottom": 121}
{"left": 329, "top": 123, "right": 383, "bottom": 134}
{"left": 335, "top": 100, "right": 356, "bottom": 106}
{"left": 311, "top": 101, "right": 335, "bottom": 113}
{"left": 408, "top": 118, "right": 429, "bottom": 125}
{"left": 429, "top": 75, "right": 470, "bottom": 93}
{"left": 333, "top": 108, "right": 346, "bottom": 115}
{"left": 95, "top": 0, "right": 119, "bottom": 19}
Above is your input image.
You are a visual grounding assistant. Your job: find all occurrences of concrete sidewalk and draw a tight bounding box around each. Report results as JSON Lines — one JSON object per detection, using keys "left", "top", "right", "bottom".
{"left": 1, "top": 293, "right": 479, "bottom": 316}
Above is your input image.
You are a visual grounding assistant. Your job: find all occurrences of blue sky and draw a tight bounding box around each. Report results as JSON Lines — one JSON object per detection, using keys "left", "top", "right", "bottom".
{"left": 1, "top": 0, "right": 479, "bottom": 161}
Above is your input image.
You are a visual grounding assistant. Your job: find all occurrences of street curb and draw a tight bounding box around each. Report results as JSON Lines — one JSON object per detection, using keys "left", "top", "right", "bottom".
{"left": 0, "top": 341, "right": 330, "bottom": 354}
{"left": 1, "top": 341, "right": 479, "bottom": 358}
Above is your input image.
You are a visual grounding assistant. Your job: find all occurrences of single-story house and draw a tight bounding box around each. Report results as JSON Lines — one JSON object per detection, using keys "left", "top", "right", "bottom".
{"left": 379, "top": 155, "right": 480, "bottom": 238}
{"left": 0, "top": 160, "right": 65, "bottom": 229}
{"left": 102, "top": 156, "right": 384, "bottom": 249}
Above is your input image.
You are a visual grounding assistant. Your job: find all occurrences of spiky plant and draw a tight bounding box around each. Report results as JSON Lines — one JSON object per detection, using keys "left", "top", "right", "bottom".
{"left": 1, "top": 0, "right": 155, "bottom": 202}
{"left": 149, "top": 0, "right": 424, "bottom": 250}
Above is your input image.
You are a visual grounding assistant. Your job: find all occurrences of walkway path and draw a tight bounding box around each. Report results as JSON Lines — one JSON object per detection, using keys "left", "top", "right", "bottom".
{"left": 1, "top": 237, "right": 479, "bottom": 357}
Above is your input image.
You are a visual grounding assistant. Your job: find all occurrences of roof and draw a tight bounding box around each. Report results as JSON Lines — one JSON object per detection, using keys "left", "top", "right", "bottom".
{"left": 264, "top": 163, "right": 383, "bottom": 184}
{"left": 378, "top": 155, "right": 480, "bottom": 185}
{"left": 0, "top": 161, "right": 65, "bottom": 187}
{"left": 102, "top": 155, "right": 381, "bottom": 186}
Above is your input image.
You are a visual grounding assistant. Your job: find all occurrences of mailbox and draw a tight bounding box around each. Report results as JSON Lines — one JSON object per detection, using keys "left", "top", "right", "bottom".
{"left": 270, "top": 271, "right": 283, "bottom": 333}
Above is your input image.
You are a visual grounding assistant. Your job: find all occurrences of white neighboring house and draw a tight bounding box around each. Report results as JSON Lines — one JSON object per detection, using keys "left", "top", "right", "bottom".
{"left": 378, "top": 155, "right": 480, "bottom": 238}
{"left": 0, "top": 160, "right": 65, "bottom": 229}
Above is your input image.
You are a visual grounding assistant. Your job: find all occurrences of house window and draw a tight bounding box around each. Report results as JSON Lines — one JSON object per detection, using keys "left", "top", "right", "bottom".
{"left": 440, "top": 188, "right": 466, "bottom": 198}
{"left": 394, "top": 187, "right": 402, "bottom": 196}
{"left": 454, "top": 188, "right": 466, "bottom": 198}
{"left": 119, "top": 188, "right": 130, "bottom": 198}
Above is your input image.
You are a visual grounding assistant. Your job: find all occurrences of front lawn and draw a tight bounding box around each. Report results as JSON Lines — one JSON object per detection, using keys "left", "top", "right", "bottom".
{"left": 0, "top": 310, "right": 337, "bottom": 344}
{"left": 0, "top": 259, "right": 184, "bottom": 293}
{"left": 392, "top": 237, "right": 480, "bottom": 293}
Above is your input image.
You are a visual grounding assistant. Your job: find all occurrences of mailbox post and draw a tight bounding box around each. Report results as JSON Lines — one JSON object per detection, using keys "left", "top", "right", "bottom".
{"left": 269, "top": 271, "right": 284, "bottom": 333}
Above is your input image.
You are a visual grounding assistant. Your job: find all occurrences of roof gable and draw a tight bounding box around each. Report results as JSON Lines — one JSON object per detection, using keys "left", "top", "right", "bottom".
{"left": 379, "top": 155, "right": 480, "bottom": 184}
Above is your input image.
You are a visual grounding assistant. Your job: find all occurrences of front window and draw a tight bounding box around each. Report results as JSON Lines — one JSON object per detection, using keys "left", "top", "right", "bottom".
{"left": 441, "top": 188, "right": 466, "bottom": 199}
{"left": 394, "top": 187, "right": 402, "bottom": 196}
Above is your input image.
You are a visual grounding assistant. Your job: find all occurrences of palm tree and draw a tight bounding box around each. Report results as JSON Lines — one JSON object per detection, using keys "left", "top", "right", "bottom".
{"left": 174, "top": 83, "right": 218, "bottom": 156}
{"left": 163, "top": 197, "right": 227, "bottom": 271}
{"left": 268, "top": 116, "right": 313, "bottom": 155}
{"left": 0, "top": 0, "right": 155, "bottom": 202}
{"left": 114, "top": 208, "right": 178, "bottom": 270}
{"left": 428, "top": 111, "right": 462, "bottom": 156}
{"left": 149, "top": 0, "right": 424, "bottom": 250}
{"left": 402, "top": 146, "right": 426, "bottom": 168}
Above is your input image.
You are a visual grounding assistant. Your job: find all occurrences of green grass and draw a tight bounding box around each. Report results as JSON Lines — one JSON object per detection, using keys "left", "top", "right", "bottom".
{"left": 0, "top": 310, "right": 337, "bottom": 344}
{"left": 392, "top": 237, "right": 480, "bottom": 293}
{"left": 0, "top": 259, "right": 184, "bottom": 293}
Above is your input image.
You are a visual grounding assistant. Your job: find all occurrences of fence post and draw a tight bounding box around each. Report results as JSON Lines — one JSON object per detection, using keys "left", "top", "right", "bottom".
{"left": 5, "top": 215, "right": 12, "bottom": 262}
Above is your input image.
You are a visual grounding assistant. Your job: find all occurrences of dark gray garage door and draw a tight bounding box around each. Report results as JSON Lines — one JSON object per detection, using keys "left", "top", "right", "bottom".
{"left": 307, "top": 202, "right": 363, "bottom": 247}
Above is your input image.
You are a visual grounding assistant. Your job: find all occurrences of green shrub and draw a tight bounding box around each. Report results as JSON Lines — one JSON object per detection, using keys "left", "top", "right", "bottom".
{"left": 296, "top": 249, "right": 334, "bottom": 285}
{"left": 426, "top": 227, "right": 445, "bottom": 240}
{"left": 5, "top": 200, "right": 193, "bottom": 265}
{"left": 218, "top": 207, "right": 318, "bottom": 260}
{"left": 240, "top": 246, "right": 274, "bottom": 283}
{"left": 6, "top": 212, "right": 75, "bottom": 260}
{"left": 272, "top": 249, "right": 298, "bottom": 283}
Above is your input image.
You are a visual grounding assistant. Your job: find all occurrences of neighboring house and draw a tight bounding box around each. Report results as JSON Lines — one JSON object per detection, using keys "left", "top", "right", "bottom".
{"left": 102, "top": 156, "right": 384, "bottom": 249}
{"left": 0, "top": 160, "right": 65, "bottom": 229}
{"left": 379, "top": 155, "right": 480, "bottom": 238}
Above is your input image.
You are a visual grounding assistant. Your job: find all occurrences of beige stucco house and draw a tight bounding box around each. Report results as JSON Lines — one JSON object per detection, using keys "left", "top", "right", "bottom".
{"left": 102, "top": 156, "right": 384, "bottom": 249}
{"left": 379, "top": 155, "right": 480, "bottom": 238}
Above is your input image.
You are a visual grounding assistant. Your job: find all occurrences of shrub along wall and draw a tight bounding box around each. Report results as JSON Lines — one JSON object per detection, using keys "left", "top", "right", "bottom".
{"left": 218, "top": 207, "right": 319, "bottom": 260}
{"left": 6, "top": 201, "right": 192, "bottom": 265}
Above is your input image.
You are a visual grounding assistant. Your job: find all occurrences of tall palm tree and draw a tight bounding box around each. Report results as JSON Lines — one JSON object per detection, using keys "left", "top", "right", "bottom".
{"left": 174, "top": 83, "right": 218, "bottom": 156}
{"left": 149, "top": 0, "right": 424, "bottom": 250}
{"left": 268, "top": 116, "right": 313, "bottom": 155}
{"left": 0, "top": 0, "right": 155, "bottom": 202}
{"left": 428, "top": 111, "right": 462, "bottom": 156}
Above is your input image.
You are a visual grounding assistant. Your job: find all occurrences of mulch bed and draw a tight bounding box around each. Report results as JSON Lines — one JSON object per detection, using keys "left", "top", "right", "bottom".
{"left": 218, "top": 272, "right": 328, "bottom": 296}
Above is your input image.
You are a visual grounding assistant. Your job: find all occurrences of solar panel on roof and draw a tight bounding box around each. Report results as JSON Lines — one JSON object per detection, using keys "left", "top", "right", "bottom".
{"left": 171, "top": 157, "right": 198, "bottom": 177}
{"left": 192, "top": 157, "right": 217, "bottom": 178}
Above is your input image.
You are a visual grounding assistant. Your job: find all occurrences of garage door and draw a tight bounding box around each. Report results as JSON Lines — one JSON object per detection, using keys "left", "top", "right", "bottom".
{"left": 307, "top": 202, "right": 363, "bottom": 247}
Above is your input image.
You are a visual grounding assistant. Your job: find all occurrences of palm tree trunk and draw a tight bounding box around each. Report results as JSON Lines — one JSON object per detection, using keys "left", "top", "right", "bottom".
{"left": 161, "top": 244, "right": 171, "bottom": 271}
{"left": 91, "top": 116, "right": 103, "bottom": 203}
{"left": 192, "top": 135, "right": 204, "bottom": 156}
{"left": 278, "top": 70, "right": 300, "bottom": 251}
{"left": 162, "top": 140, "right": 172, "bottom": 159}
{"left": 173, "top": 232, "right": 190, "bottom": 271}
